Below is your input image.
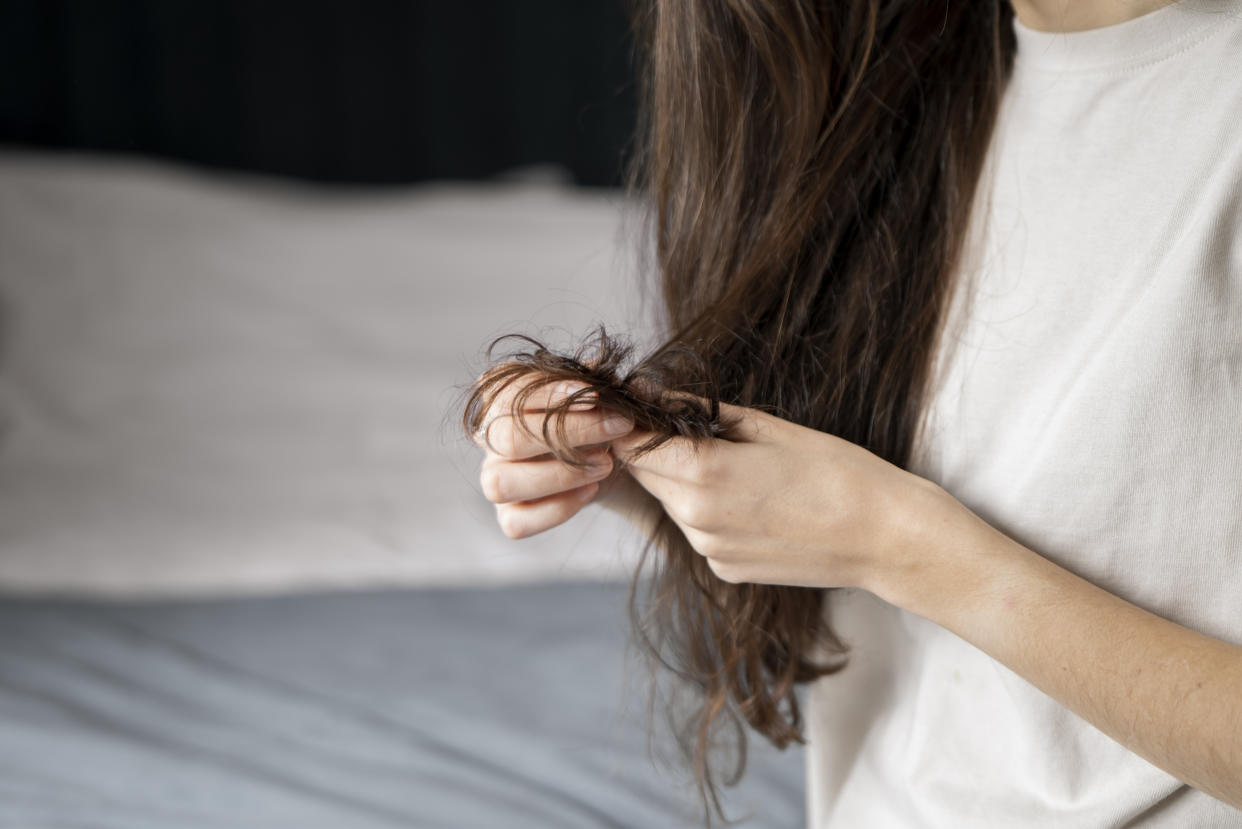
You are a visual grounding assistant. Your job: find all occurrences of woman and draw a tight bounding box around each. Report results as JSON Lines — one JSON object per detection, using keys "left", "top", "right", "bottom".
{"left": 468, "top": 0, "right": 1242, "bottom": 825}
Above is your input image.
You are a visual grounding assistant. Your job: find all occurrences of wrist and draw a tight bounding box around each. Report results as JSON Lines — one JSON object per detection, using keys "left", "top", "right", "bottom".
{"left": 870, "top": 476, "right": 1025, "bottom": 630}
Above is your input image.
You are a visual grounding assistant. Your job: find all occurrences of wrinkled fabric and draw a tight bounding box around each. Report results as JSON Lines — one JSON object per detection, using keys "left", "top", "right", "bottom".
{"left": 0, "top": 582, "right": 805, "bottom": 828}
{"left": 806, "top": 4, "right": 1242, "bottom": 827}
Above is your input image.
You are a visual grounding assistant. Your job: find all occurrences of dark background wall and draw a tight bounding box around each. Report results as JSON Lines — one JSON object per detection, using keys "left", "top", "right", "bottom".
{"left": 0, "top": 0, "right": 640, "bottom": 186}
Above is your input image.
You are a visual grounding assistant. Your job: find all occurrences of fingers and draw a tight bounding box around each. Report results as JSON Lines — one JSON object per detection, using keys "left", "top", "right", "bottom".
{"left": 472, "top": 373, "right": 631, "bottom": 540}
{"left": 481, "top": 449, "right": 613, "bottom": 504}
{"left": 612, "top": 429, "right": 723, "bottom": 482}
{"left": 494, "top": 483, "right": 601, "bottom": 539}
{"left": 623, "top": 461, "right": 684, "bottom": 505}
{"left": 478, "top": 408, "right": 634, "bottom": 460}
{"left": 488, "top": 376, "right": 598, "bottom": 417}
{"left": 658, "top": 394, "right": 766, "bottom": 443}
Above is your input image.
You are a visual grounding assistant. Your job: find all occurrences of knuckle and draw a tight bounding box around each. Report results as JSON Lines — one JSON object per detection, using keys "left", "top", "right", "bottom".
{"left": 707, "top": 557, "right": 744, "bottom": 584}
{"left": 693, "top": 532, "right": 726, "bottom": 559}
{"left": 480, "top": 465, "right": 507, "bottom": 503}
{"left": 489, "top": 423, "right": 520, "bottom": 458}
{"left": 678, "top": 493, "right": 719, "bottom": 532}
{"left": 496, "top": 506, "right": 526, "bottom": 539}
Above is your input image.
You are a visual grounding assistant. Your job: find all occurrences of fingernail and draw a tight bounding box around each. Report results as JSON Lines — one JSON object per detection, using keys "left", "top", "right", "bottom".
{"left": 554, "top": 381, "right": 588, "bottom": 397}
{"left": 603, "top": 415, "right": 633, "bottom": 435}
{"left": 555, "top": 382, "right": 597, "bottom": 409}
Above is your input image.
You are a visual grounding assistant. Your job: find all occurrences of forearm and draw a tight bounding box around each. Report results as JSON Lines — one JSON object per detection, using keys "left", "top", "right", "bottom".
{"left": 882, "top": 482, "right": 1242, "bottom": 809}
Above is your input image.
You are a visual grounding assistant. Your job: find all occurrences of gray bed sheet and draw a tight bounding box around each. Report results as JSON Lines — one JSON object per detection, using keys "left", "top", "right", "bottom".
{"left": 0, "top": 582, "right": 805, "bottom": 828}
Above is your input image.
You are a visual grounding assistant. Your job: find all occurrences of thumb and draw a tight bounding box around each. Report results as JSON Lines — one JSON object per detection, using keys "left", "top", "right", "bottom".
{"left": 648, "top": 392, "right": 767, "bottom": 444}
{"left": 715, "top": 400, "right": 767, "bottom": 443}
{"left": 650, "top": 387, "right": 765, "bottom": 443}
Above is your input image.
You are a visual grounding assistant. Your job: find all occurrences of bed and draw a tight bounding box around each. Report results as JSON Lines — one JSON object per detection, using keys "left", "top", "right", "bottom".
{"left": 0, "top": 151, "right": 806, "bottom": 827}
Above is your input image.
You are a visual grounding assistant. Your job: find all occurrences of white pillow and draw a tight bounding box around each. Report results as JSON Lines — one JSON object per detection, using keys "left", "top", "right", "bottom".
{"left": 0, "top": 152, "right": 649, "bottom": 597}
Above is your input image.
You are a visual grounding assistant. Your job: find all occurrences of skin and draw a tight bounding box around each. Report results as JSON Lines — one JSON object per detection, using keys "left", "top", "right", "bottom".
{"left": 1011, "top": 0, "right": 1177, "bottom": 31}
{"left": 476, "top": 0, "right": 1237, "bottom": 808}
{"left": 475, "top": 388, "right": 1242, "bottom": 809}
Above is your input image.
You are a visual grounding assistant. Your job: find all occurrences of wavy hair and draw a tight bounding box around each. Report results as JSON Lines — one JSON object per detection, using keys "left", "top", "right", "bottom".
{"left": 463, "top": 1, "right": 1016, "bottom": 823}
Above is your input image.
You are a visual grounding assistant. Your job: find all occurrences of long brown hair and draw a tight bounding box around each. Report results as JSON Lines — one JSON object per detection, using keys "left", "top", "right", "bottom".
{"left": 464, "top": 1, "right": 1015, "bottom": 823}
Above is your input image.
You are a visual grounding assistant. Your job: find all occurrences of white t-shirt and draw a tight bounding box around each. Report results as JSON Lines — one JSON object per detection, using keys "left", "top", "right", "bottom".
{"left": 805, "top": 3, "right": 1242, "bottom": 827}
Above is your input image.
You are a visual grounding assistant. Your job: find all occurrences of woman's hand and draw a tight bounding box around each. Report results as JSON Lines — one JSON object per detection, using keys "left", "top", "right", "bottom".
{"left": 472, "top": 378, "right": 638, "bottom": 539}
{"left": 610, "top": 399, "right": 961, "bottom": 595}
{"left": 608, "top": 398, "right": 1242, "bottom": 809}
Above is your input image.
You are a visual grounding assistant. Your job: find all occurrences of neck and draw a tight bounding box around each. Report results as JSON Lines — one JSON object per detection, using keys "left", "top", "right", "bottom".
{"left": 1010, "top": 0, "right": 1177, "bottom": 32}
